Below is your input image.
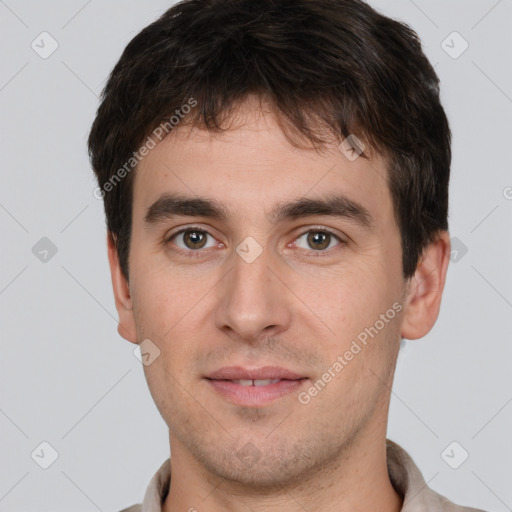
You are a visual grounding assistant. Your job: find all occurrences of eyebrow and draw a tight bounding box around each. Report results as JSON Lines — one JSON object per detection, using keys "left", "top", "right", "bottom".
{"left": 144, "top": 193, "right": 373, "bottom": 229}
{"left": 144, "top": 194, "right": 230, "bottom": 225}
{"left": 270, "top": 195, "right": 373, "bottom": 229}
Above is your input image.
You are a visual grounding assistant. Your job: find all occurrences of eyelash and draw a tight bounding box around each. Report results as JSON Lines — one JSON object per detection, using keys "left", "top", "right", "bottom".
{"left": 165, "top": 225, "right": 346, "bottom": 259}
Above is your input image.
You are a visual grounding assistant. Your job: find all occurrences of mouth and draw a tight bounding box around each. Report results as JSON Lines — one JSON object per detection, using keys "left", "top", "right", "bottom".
{"left": 204, "top": 366, "right": 309, "bottom": 406}
{"left": 221, "top": 378, "right": 285, "bottom": 386}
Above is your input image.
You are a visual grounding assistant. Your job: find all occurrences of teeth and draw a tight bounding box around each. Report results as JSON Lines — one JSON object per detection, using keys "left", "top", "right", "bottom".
{"left": 232, "top": 379, "right": 281, "bottom": 386}
{"left": 254, "top": 379, "right": 280, "bottom": 386}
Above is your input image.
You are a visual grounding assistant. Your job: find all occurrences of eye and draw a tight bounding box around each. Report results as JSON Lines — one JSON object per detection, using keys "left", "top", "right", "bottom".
{"left": 293, "top": 229, "right": 343, "bottom": 252}
{"left": 169, "top": 228, "right": 218, "bottom": 251}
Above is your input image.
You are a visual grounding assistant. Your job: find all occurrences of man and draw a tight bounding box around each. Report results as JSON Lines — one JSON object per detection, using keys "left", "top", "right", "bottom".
{"left": 88, "top": 0, "right": 486, "bottom": 510}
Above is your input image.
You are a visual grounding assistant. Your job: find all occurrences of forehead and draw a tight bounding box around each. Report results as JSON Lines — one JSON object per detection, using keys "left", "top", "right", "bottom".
{"left": 133, "top": 101, "right": 392, "bottom": 227}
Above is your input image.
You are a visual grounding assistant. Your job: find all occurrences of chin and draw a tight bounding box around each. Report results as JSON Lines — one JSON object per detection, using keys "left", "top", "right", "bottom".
{"left": 192, "top": 433, "right": 337, "bottom": 491}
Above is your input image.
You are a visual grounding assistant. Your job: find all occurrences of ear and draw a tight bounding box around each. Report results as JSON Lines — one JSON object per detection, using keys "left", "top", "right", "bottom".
{"left": 107, "top": 232, "right": 138, "bottom": 344}
{"left": 401, "top": 231, "right": 451, "bottom": 340}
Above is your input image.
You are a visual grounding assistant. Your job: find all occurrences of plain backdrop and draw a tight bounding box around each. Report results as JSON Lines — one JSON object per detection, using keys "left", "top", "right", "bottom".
{"left": 0, "top": 0, "right": 511, "bottom": 510}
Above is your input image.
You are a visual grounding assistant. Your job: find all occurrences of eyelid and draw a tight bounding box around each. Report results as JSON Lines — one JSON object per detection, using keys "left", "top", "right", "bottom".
{"left": 294, "top": 225, "right": 347, "bottom": 242}
{"left": 166, "top": 225, "right": 219, "bottom": 244}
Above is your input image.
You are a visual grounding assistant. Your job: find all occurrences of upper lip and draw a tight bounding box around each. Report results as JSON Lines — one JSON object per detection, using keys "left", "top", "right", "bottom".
{"left": 205, "top": 366, "right": 306, "bottom": 380}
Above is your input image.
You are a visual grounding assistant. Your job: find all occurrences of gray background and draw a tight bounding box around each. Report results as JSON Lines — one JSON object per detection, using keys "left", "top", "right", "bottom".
{"left": 0, "top": 0, "right": 511, "bottom": 510}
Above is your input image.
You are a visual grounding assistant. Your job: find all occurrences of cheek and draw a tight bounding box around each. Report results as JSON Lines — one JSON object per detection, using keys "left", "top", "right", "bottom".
{"left": 131, "top": 280, "right": 200, "bottom": 416}
{"left": 298, "top": 263, "right": 397, "bottom": 347}
{"left": 130, "top": 272, "right": 204, "bottom": 368}
{"left": 130, "top": 264, "right": 196, "bottom": 334}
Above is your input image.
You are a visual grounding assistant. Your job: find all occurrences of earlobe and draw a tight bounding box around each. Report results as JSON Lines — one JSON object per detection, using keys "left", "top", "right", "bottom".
{"left": 400, "top": 231, "right": 451, "bottom": 340}
{"left": 107, "top": 232, "right": 138, "bottom": 344}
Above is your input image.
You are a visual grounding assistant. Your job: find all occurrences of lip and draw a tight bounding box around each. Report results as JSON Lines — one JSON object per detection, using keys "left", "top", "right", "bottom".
{"left": 205, "top": 365, "right": 306, "bottom": 380}
{"left": 204, "top": 366, "right": 308, "bottom": 406}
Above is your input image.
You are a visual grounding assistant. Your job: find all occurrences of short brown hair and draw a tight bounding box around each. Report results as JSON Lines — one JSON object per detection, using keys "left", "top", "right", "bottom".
{"left": 88, "top": 0, "right": 451, "bottom": 280}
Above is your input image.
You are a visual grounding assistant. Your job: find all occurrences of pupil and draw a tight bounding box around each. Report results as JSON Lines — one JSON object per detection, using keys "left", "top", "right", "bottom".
{"left": 186, "top": 231, "right": 206, "bottom": 249}
{"left": 308, "top": 232, "right": 329, "bottom": 250}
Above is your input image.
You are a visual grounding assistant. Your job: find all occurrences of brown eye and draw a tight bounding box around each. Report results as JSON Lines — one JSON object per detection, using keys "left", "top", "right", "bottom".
{"left": 307, "top": 231, "right": 331, "bottom": 250}
{"left": 171, "top": 229, "right": 216, "bottom": 251}
{"left": 183, "top": 230, "right": 207, "bottom": 249}
{"left": 294, "top": 230, "right": 342, "bottom": 252}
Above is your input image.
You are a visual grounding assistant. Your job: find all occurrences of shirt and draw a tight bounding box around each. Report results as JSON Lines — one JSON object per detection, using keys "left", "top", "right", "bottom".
{"left": 119, "top": 439, "right": 486, "bottom": 512}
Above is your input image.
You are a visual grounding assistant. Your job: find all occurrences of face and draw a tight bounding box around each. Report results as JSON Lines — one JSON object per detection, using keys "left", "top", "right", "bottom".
{"left": 109, "top": 100, "right": 448, "bottom": 488}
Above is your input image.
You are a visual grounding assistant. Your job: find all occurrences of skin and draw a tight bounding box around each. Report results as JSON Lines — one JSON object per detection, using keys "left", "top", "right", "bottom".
{"left": 108, "top": 99, "right": 450, "bottom": 511}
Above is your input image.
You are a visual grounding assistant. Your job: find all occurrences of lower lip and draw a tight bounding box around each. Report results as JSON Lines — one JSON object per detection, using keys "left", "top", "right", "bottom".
{"left": 206, "top": 378, "right": 308, "bottom": 406}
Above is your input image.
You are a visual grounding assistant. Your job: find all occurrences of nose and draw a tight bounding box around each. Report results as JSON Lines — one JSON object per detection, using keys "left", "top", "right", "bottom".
{"left": 214, "top": 244, "right": 293, "bottom": 344}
